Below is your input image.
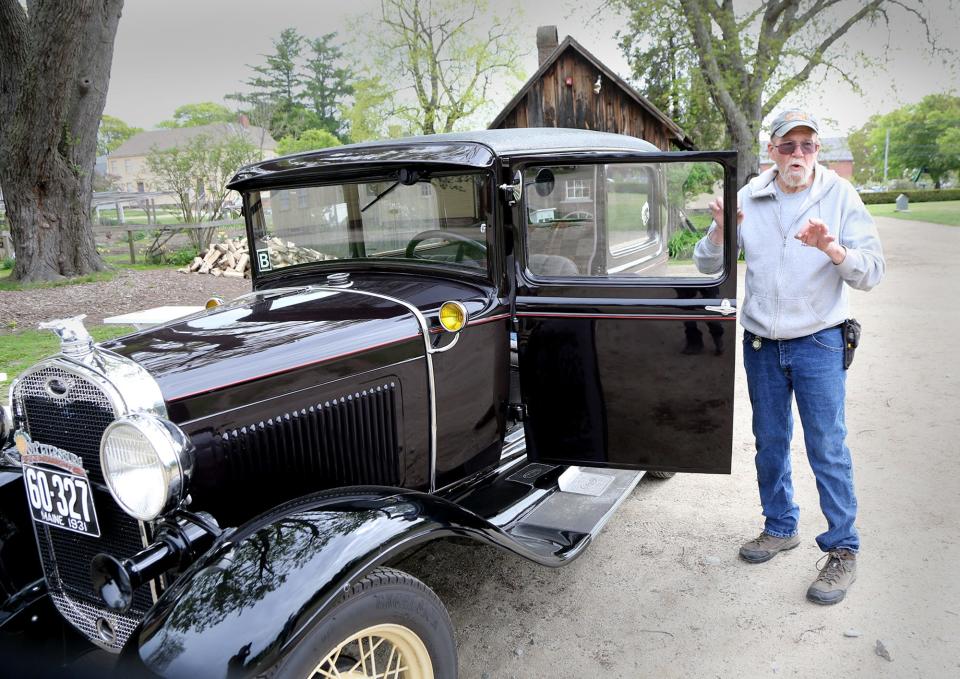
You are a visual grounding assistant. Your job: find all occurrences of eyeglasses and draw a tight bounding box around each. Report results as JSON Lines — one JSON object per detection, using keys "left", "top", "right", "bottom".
{"left": 773, "top": 140, "right": 819, "bottom": 155}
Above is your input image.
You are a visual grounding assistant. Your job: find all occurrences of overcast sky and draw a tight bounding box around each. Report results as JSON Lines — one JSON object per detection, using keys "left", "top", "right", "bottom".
{"left": 105, "top": 0, "right": 959, "bottom": 140}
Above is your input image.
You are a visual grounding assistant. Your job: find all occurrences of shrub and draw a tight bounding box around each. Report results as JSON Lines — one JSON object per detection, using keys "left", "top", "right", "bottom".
{"left": 1, "top": 257, "right": 13, "bottom": 270}
{"left": 166, "top": 247, "right": 200, "bottom": 266}
{"left": 858, "top": 188, "right": 960, "bottom": 204}
{"left": 668, "top": 229, "right": 702, "bottom": 259}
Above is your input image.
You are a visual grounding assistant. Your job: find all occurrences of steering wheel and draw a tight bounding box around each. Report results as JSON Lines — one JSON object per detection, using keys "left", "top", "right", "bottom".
{"left": 404, "top": 229, "right": 487, "bottom": 263}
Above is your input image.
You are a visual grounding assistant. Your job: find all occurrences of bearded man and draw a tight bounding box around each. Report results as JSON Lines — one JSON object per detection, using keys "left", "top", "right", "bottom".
{"left": 693, "top": 110, "right": 885, "bottom": 604}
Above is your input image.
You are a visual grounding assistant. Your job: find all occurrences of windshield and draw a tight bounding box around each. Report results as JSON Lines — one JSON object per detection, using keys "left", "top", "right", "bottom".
{"left": 246, "top": 171, "right": 492, "bottom": 275}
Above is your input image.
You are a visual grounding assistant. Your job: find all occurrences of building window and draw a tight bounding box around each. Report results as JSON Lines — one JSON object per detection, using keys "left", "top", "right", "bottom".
{"left": 565, "top": 178, "right": 590, "bottom": 200}
{"left": 278, "top": 191, "right": 290, "bottom": 211}
{"left": 137, "top": 182, "right": 145, "bottom": 193}
{"left": 297, "top": 190, "right": 309, "bottom": 208}
{"left": 124, "top": 159, "right": 133, "bottom": 174}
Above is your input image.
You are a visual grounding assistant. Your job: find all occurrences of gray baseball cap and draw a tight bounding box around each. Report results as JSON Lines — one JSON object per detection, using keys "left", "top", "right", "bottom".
{"left": 770, "top": 109, "right": 819, "bottom": 138}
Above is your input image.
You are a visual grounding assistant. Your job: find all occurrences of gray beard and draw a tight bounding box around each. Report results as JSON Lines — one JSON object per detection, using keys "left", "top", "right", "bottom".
{"left": 780, "top": 165, "right": 812, "bottom": 189}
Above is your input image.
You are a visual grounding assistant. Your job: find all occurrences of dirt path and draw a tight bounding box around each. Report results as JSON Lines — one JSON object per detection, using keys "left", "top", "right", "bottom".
{"left": 0, "top": 269, "right": 249, "bottom": 332}
{"left": 398, "top": 217, "right": 960, "bottom": 678}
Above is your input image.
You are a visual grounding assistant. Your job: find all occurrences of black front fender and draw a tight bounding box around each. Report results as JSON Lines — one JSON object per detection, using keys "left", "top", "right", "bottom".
{"left": 132, "top": 487, "right": 523, "bottom": 678}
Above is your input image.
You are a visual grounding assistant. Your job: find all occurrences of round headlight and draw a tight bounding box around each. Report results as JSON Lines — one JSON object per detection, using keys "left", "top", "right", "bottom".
{"left": 100, "top": 415, "right": 193, "bottom": 521}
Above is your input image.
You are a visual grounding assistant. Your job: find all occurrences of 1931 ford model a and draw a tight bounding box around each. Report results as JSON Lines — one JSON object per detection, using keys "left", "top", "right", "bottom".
{"left": 0, "top": 129, "right": 738, "bottom": 678}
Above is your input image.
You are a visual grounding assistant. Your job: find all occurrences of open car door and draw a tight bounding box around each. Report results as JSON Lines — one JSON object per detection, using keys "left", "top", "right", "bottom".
{"left": 513, "top": 152, "right": 738, "bottom": 474}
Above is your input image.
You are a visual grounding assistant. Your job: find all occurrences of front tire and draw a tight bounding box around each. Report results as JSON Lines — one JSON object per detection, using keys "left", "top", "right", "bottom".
{"left": 280, "top": 567, "right": 457, "bottom": 679}
{"left": 647, "top": 471, "right": 676, "bottom": 479}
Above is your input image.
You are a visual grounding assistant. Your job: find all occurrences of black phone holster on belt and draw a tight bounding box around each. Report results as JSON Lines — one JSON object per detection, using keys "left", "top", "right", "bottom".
{"left": 842, "top": 318, "right": 861, "bottom": 370}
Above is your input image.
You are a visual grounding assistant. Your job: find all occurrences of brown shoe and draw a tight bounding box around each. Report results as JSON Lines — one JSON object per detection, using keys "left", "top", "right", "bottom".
{"left": 739, "top": 531, "right": 800, "bottom": 563}
{"left": 806, "top": 550, "right": 857, "bottom": 605}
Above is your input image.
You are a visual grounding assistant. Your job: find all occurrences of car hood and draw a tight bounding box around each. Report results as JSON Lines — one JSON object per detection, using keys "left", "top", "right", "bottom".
{"left": 101, "top": 286, "right": 423, "bottom": 405}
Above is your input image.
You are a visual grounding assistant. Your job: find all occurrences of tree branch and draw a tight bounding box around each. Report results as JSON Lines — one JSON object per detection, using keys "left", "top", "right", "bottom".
{"left": 678, "top": 0, "right": 750, "bottom": 138}
{"left": 763, "top": 0, "right": 885, "bottom": 116}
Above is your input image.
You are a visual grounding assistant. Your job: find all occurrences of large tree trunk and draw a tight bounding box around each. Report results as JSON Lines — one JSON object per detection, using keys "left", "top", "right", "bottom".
{"left": 733, "top": 136, "right": 760, "bottom": 188}
{"left": 0, "top": 0, "right": 124, "bottom": 283}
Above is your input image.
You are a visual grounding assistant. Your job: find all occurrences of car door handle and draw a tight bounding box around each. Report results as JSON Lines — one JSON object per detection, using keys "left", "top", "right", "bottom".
{"left": 704, "top": 299, "right": 736, "bottom": 315}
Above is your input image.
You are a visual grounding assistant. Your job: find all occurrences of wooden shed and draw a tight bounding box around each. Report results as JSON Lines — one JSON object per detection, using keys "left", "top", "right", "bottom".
{"left": 489, "top": 28, "right": 694, "bottom": 151}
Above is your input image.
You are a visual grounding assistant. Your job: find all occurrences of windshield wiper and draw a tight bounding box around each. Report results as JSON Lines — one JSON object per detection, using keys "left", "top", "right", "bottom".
{"left": 361, "top": 181, "right": 399, "bottom": 213}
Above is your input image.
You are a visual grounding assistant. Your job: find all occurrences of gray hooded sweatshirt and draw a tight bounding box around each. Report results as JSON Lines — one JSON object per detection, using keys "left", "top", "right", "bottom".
{"left": 693, "top": 164, "right": 885, "bottom": 340}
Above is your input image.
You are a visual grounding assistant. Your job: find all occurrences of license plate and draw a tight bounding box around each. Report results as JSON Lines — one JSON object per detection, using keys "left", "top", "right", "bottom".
{"left": 23, "top": 464, "right": 101, "bottom": 537}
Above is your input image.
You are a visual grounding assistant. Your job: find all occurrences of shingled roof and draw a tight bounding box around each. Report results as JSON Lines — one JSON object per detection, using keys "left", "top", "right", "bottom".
{"left": 109, "top": 122, "right": 276, "bottom": 158}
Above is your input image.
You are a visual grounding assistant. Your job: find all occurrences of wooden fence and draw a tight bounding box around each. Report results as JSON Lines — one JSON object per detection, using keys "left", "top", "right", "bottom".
{"left": 94, "top": 218, "right": 245, "bottom": 263}
{"left": 2, "top": 219, "right": 246, "bottom": 264}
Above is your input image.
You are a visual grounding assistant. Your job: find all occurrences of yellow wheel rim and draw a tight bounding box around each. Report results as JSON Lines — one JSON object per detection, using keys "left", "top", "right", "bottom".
{"left": 309, "top": 623, "right": 434, "bottom": 679}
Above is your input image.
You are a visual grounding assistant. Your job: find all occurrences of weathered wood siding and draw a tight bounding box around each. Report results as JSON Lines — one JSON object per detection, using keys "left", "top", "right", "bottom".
{"left": 494, "top": 50, "right": 674, "bottom": 151}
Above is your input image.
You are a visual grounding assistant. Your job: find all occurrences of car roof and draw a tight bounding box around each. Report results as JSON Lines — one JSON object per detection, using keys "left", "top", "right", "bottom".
{"left": 349, "top": 128, "right": 660, "bottom": 155}
{"left": 227, "top": 128, "right": 660, "bottom": 189}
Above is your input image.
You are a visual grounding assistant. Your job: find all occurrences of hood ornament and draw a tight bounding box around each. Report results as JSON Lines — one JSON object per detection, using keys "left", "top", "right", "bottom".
{"left": 39, "top": 315, "right": 95, "bottom": 359}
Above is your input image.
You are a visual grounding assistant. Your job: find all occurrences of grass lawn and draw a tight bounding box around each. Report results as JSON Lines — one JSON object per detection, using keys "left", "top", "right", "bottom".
{"left": 95, "top": 206, "right": 184, "bottom": 225}
{"left": 866, "top": 200, "right": 960, "bottom": 226}
{"left": 0, "top": 325, "right": 135, "bottom": 401}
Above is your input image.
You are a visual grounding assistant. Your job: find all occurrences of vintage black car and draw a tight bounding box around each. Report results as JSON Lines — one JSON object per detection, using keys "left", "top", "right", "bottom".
{"left": 0, "top": 128, "right": 738, "bottom": 678}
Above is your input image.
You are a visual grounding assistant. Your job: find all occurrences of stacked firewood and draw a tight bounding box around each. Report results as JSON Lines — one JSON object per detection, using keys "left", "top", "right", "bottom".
{"left": 260, "top": 236, "right": 331, "bottom": 267}
{"left": 178, "top": 236, "right": 333, "bottom": 277}
{"left": 179, "top": 237, "right": 250, "bottom": 278}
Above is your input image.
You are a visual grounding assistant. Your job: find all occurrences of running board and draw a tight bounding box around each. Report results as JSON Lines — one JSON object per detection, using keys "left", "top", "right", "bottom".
{"left": 505, "top": 466, "right": 641, "bottom": 561}
{"left": 443, "top": 458, "right": 642, "bottom": 565}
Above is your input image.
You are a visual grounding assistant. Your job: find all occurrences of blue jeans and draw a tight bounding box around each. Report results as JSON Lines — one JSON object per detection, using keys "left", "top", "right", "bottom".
{"left": 742, "top": 326, "right": 859, "bottom": 553}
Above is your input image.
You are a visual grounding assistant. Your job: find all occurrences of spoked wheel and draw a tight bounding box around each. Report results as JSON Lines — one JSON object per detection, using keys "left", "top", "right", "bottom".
{"left": 280, "top": 567, "right": 457, "bottom": 679}
{"left": 310, "top": 623, "right": 434, "bottom": 678}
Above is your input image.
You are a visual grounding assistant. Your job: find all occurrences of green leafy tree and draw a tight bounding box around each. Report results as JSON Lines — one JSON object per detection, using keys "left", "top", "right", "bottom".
{"left": 618, "top": 16, "right": 726, "bottom": 149}
{"left": 610, "top": 0, "right": 947, "bottom": 186}
{"left": 850, "top": 95, "right": 960, "bottom": 188}
{"left": 889, "top": 95, "right": 960, "bottom": 188}
{"left": 848, "top": 113, "right": 890, "bottom": 184}
{"left": 341, "top": 76, "right": 409, "bottom": 142}
{"left": 247, "top": 27, "right": 303, "bottom": 103}
{"left": 847, "top": 119, "right": 876, "bottom": 184}
{"left": 98, "top": 114, "right": 143, "bottom": 155}
{"left": 303, "top": 34, "right": 355, "bottom": 139}
{"left": 0, "top": 0, "right": 123, "bottom": 282}
{"left": 157, "top": 102, "right": 237, "bottom": 128}
{"left": 276, "top": 128, "right": 343, "bottom": 155}
{"left": 228, "top": 28, "right": 317, "bottom": 139}
{"left": 146, "top": 133, "right": 260, "bottom": 249}
{"left": 370, "top": 0, "right": 525, "bottom": 134}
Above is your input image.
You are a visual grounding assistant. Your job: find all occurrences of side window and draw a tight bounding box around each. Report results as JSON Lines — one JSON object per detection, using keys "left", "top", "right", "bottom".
{"left": 524, "top": 162, "right": 723, "bottom": 280}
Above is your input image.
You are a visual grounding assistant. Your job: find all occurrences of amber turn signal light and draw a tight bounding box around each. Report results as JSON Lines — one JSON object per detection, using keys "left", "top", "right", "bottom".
{"left": 205, "top": 297, "right": 224, "bottom": 310}
{"left": 438, "top": 301, "right": 468, "bottom": 333}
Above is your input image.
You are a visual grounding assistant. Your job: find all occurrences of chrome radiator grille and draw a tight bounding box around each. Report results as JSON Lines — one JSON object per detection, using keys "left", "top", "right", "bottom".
{"left": 218, "top": 382, "right": 402, "bottom": 488}
{"left": 13, "top": 363, "right": 153, "bottom": 651}
{"left": 13, "top": 366, "right": 115, "bottom": 485}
